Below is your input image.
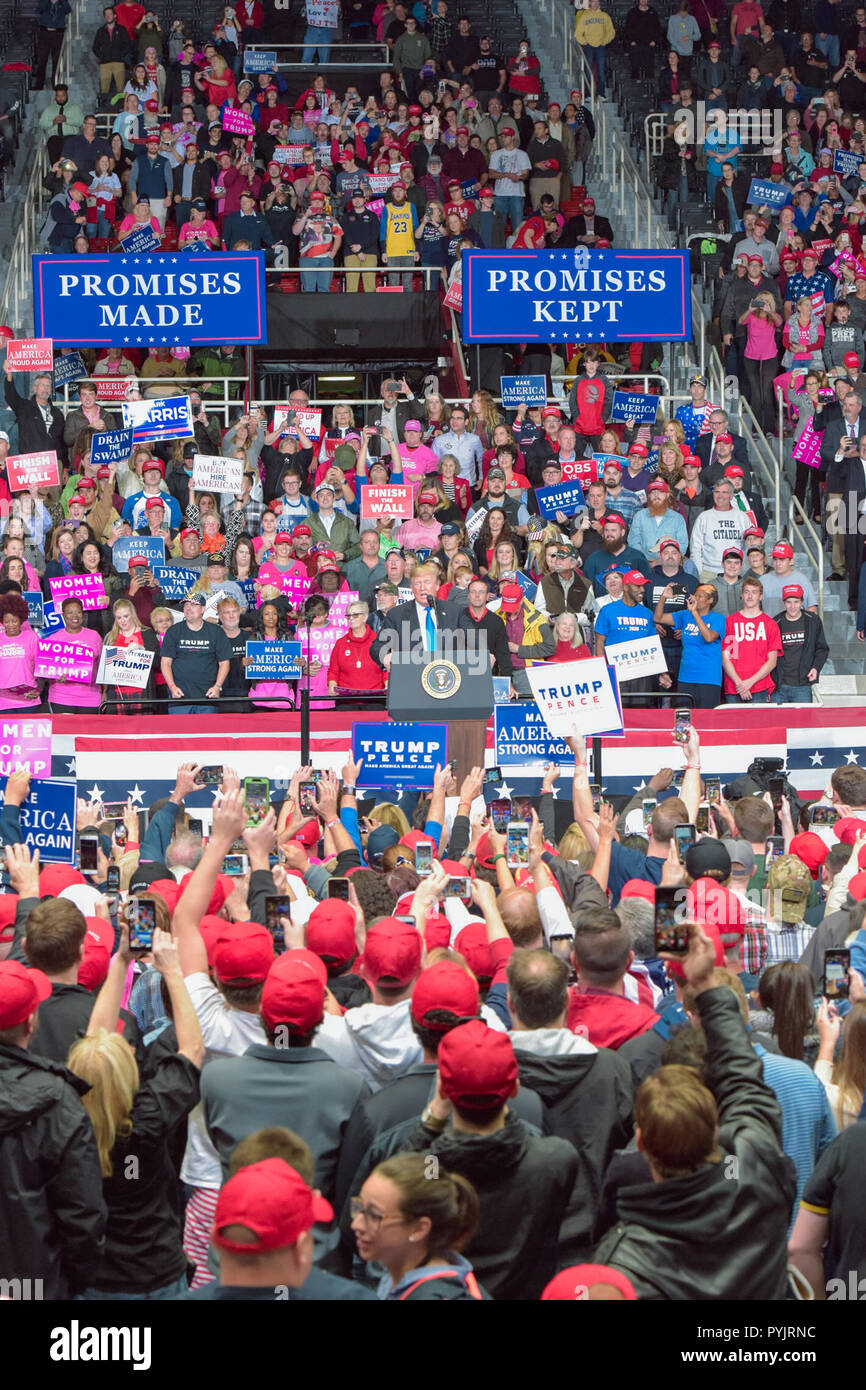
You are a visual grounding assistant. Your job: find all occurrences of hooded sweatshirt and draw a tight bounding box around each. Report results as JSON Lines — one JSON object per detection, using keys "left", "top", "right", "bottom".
{"left": 567, "top": 986, "right": 659, "bottom": 1049}
{"left": 314, "top": 998, "right": 422, "bottom": 1091}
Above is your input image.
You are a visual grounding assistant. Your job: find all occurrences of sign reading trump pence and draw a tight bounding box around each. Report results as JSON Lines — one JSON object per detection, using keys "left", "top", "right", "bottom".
{"left": 525, "top": 659, "right": 623, "bottom": 738}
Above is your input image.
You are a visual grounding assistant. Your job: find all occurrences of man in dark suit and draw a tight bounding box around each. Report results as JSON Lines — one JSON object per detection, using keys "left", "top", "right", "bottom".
{"left": 171, "top": 149, "right": 212, "bottom": 232}
{"left": 3, "top": 362, "right": 68, "bottom": 470}
{"left": 820, "top": 390, "right": 863, "bottom": 582}
{"left": 694, "top": 408, "right": 751, "bottom": 474}
{"left": 371, "top": 562, "right": 458, "bottom": 670}
{"left": 698, "top": 431, "right": 754, "bottom": 493}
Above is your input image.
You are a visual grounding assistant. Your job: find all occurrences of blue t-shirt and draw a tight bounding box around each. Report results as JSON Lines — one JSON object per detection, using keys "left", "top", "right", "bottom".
{"left": 594, "top": 599, "right": 655, "bottom": 647}
{"left": 608, "top": 841, "right": 666, "bottom": 904}
{"left": 672, "top": 608, "right": 726, "bottom": 684}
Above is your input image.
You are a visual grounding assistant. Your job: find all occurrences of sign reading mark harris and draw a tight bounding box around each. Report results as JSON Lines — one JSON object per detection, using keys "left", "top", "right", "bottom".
{"left": 462, "top": 249, "right": 692, "bottom": 343}
{"left": 31, "top": 252, "right": 268, "bottom": 346}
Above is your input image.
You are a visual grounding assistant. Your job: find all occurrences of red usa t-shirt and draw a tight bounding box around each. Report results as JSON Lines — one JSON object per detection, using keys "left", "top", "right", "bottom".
{"left": 722, "top": 611, "right": 783, "bottom": 694}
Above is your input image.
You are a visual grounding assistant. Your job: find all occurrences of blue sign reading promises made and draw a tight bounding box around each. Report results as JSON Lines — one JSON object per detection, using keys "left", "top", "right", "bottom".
{"left": 245, "top": 641, "right": 302, "bottom": 680}
{"left": 500, "top": 374, "right": 547, "bottom": 408}
{"left": 747, "top": 178, "right": 789, "bottom": 209}
{"left": 32, "top": 251, "right": 268, "bottom": 347}
{"left": 0, "top": 778, "right": 77, "bottom": 864}
{"left": 534, "top": 479, "right": 586, "bottom": 519}
{"left": 351, "top": 720, "right": 448, "bottom": 787}
{"left": 463, "top": 248, "right": 692, "bottom": 344}
{"left": 610, "top": 390, "right": 660, "bottom": 424}
{"left": 91, "top": 428, "right": 134, "bottom": 468}
{"left": 833, "top": 149, "right": 863, "bottom": 177}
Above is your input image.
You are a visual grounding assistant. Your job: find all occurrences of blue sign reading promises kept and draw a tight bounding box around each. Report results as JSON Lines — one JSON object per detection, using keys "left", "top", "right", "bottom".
{"left": 534, "top": 479, "right": 586, "bottom": 519}
{"left": 351, "top": 721, "right": 448, "bottom": 787}
{"left": 32, "top": 251, "right": 268, "bottom": 347}
{"left": 245, "top": 641, "right": 302, "bottom": 679}
{"left": 462, "top": 248, "right": 692, "bottom": 344}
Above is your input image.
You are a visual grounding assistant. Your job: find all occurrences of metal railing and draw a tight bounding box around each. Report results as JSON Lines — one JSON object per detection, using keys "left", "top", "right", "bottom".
{"left": 245, "top": 42, "right": 392, "bottom": 67}
{"left": 56, "top": 376, "right": 250, "bottom": 427}
{"left": 788, "top": 492, "right": 825, "bottom": 621}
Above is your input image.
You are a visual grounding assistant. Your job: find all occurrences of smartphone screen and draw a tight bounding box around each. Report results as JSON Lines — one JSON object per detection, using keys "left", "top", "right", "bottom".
{"left": 114, "top": 824, "right": 128, "bottom": 847}
{"left": 590, "top": 783, "right": 602, "bottom": 812}
{"left": 765, "top": 835, "right": 785, "bottom": 863}
{"left": 414, "top": 843, "right": 433, "bottom": 877}
{"left": 222, "top": 853, "right": 248, "bottom": 876}
{"left": 79, "top": 835, "right": 99, "bottom": 873}
{"left": 654, "top": 886, "right": 688, "bottom": 954}
{"left": 129, "top": 898, "right": 155, "bottom": 952}
{"left": 506, "top": 821, "right": 529, "bottom": 867}
{"left": 197, "top": 765, "right": 223, "bottom": 786}
{"left": 769, "top": 776, "right": 785, "bottom": 812}
{"left": 483, "top": 766, "right": 502, "bottom": 785}
{"left": 641, "top": 798, "right": 657, "bottom": 830}
{"left": 824, "top": 948, "right": 850, "bottom": 1000}
{"left": 674, "top": 707, "right": 691, "bottom": 743}
{"left": 101, "top": 801, "right": 128, "bottom": 820}
{"left": 696, "top": 805, "right": 710, "bottom": 834}
{"left": 244, "top": 777, "right": 270, "bottom": 827}
{"left": 264, "top": 894, "right": 291, "bottom": 948}
{"left": 299, "top": 781, "right": 317, "bottom": 814}
{"left": 674, "top": 824, "right": 696, "bottom": 863}
{"left": 811, "top": 805, "right": 839, "bottom": 827}
{"left": 705, "top": 778, "right": 721, "bottom": 806}
{"left": 328, "top": 877, "right": 350, "bottom": 900}
{"left": 490, "top": 799, "right": 511, "bottom": 832}
{"left": 444, "top": 877, "right": 470, "bottom": 897}
{"left": 106, "top": 865, "right": 120, "bottom": 892}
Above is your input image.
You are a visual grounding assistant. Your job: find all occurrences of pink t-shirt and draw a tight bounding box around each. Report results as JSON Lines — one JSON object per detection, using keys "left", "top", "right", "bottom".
{"left": 397, "top": 517, "right": 442, "bottom": 550}
{"left": 257, "top": 559, "right": 309, "bottom": 590}
{"left": 0, "top": 626, "right": 39, "bottom": 709}
{"left": 745, "top": 313, "right": 779, "bottom": 362}
{"left": 47, "top": 626, "right": 104, "bottom": 708}
{"left": 399, "top": 443, "right": 438, "bottom": 487}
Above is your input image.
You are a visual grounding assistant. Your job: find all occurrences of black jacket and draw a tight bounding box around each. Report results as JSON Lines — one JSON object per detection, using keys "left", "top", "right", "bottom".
{"left": 594, "top": 987, "right": 796, "bottom": 1299}
{"left": 456, "top": 605, "right": 513, "bottom": 676}
{"left": 4, "top": 379, "right": 69, "bottom": 468}
{"left": 403, "top": 1111, "right": 580, "bottom": 1299}
{"left": 822, "top": 434, "right": 866, "bottom": 496}
{"left": 694, "top": 429, "right": 752, "bottom": 473}
{"left": 713, "top": 172, "right": 751, "bottom": 229}
{"left": 656, "top": 139, "right": 699, "bottom": 196}
{"left": 339, "top": 208, "right": 380, "bottom": 256}
{"left": 171, "top": 161, "right": 212, "bottom": 203}
{"left": 370, "top": 597, "right": 458, "bottom": 668}
{"left": 798, "top": 897, "right": 861, "bottom": 990}
{"left": 92, "top": 20, "right": 131, "bottom": 62}
{"left": 0, "top": 1042, "right": 106, "bottom": 1298}
{"left": 773, "top": 607, "right": 829, "bottom": 685}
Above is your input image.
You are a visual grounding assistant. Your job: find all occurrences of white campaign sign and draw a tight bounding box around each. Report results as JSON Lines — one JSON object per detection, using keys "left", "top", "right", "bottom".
{"left": 525, "top": 658, "right": 623, "bottom": 738}
{"left": 192, "top": 453, "right": 245, "bottom": 493}
{"left": 604, "top": 634, "right": 668, "bottom": 683}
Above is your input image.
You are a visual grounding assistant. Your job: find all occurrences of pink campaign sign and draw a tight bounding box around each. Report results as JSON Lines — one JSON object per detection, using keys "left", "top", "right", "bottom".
{"left": 0, "top": 718, "right": 52, "bottom": 777}
{"left": 34, "top": 638, "right": 96, "bottom": 684}
{"left": 222, "top": 108, "right": 256, "bottom": 135}
{"left": 300, "top": 623, "right": 347, "bottom": 666}
{"left": 49, "top": 572, "right": 108, "bottom": 610}
{"left": 6, "top": 450, "right": 61, "bottom": 491}
{"left": 791, "top": 417, "right": 823, "bottom": 470}
{"left": 256, "top": 573, "right": 313, "bottom": 607}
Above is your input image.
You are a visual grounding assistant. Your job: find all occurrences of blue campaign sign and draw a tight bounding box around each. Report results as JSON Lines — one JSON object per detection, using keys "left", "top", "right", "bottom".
{"left": 32, "top": 251, "right": 268, "bottom": 347}
{"left": 120, "top": 225, "right": 161, "bottom": 255}
{"left": 53, "top": 351, "right": 87, "bottom": 385}
{"left": 610, "top": 391, "right": 660, "bottom": 424}
{"left": 121, "top": 396, "right": 193, "bottom": 445}
{"left": 238, "top": 578, "right": 257, "bottom": 607}
{"left": 500, "top": 374, "right": 547, "bottom": 408}
{"left": 151, "top": 565, "right": 199, "bottom": 601}
{"left": 513, "top": 571, "right": 536, "bottom": 597}
{"left": 493, "top": 676, "right": 511, "bottom": 705}
{"left": 41, "top": 600, "right": 63, "bottom": 636}
{"left": 463, "top": 248, "right": 692, "bottom": 344}
{"left": 245, "top": 641, "right": 302, "bottom": 679}
{"left": 593, "top": 452, "right": 624, "bottom": 470}
{"left": 0, "top": 778, "right": 78, "bottom": 864}
{"left": 747, "top": 178, "right": 789, "bottom": 209}
{"left": 534, "top": 479, "right": 586, "bottom": 519}
{"left": 112, "top": 536, "right": 166, "bottom": 573}
{"left": 243, "top": 49, "right": 278, "bottom": 72}
{"left": 351, "top": 721, "right": 448, "bottom": 787}
{"left": 91, "top": 428, "right": 134, "bottom": 468}
{"left": 495, "top": 699, "right": 624, "bottom": 765}
{"left": 833, "top": 149, "right": 863, "bottom": 177}
{"left": 24, "top": 591, "right": 44, "bottom": 628}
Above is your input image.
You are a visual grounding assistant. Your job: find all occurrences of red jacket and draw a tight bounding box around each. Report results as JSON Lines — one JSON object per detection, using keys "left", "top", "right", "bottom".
{"left": 567, "top": 987, "right": 659, "bottom": 1049}
{"left": 327, "top": 626, "right": 386, "bottom": 692}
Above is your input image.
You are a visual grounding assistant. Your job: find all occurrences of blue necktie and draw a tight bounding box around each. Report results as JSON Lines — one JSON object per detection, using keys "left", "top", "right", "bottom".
{"left": 426, "top": 607, "right": 436, "bottom": 653}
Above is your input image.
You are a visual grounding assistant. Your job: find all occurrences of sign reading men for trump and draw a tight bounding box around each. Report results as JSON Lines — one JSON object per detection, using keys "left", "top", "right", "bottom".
{"left": 0, "top": 718, "right": 53, "bottom": 778}
{"left": 351, "top": 721, "right": 448, "bottom": 787}
{"left": 31, "top": 252, "right": 268, "bottom": 346}
{"left": 192, "top": 454, "right": 245, "bottom": 493}
{"left": 525, "top": 659, "right": 623, "bottom": 739}
{"left": 462, "top": 249, "right": 692, "bottom": 343}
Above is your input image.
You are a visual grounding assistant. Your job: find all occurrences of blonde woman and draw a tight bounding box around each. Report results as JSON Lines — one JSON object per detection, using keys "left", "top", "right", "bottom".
{"left": 558, "top": 821, "right": 591, "bottom": 862}
{"left": 222, "top": 413, "right": 265, "bottom": 471}
{"left": 815, "top": 997, "right": 866, "bottom": 1130}
{"left": 469, "top": 390, "right": 504, "bottom": 447}
{"left": 527, "top": 522, "right": 565, "bottom": 580}
{"left": 656, "top": 439, "right": 684, "bottom": 488}
{"left": 422, "top": 393, "right": 448, "bottom": 442}
{"left": 103, "top": 597, "right": 161, "bottom": 712}
{"left": 66, "top": 924, "right": 203, "bottom": 1299}
{"left": 487, "top": 538, "right": 521, "bottom": 584}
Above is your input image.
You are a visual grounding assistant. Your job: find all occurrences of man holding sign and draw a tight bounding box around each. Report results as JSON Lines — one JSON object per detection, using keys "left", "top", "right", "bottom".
{"left": 3, "top": 362, "right": 68, "bottom": 470}
{"left": 594, "top": 570, "right": 671, "bottom": 694}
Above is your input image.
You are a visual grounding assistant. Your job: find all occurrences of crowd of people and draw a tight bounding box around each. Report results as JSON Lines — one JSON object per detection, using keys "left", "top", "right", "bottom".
{"left": 2, "top": 727, "right": 866, "bottom": 1302}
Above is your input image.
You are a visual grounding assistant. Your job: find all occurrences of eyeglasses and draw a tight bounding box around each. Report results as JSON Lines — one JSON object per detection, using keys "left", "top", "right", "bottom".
{"left": 350, "top": 1197, "right": 406, "bottom": 1230}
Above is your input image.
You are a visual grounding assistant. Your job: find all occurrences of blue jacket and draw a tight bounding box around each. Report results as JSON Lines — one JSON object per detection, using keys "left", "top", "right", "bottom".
{"left": 37, "top": 0, "right": 70, "bottom": 27}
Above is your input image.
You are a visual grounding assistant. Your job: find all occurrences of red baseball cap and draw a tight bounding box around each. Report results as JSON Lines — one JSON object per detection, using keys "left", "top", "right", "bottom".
{"left": 417, "top": 490, "right": 438, "bottom": 505}
{"left": 789, "top": 830, "right": 829, "bottom": 879}
{"left": 602, "top": 512, "right": 627, "bottom": 527}
{"left": 305, "top": 900, "right": 356, "bottom": 969}
{"left": 723, "top": 464, "right": 744, "bottom": 478}
{"left": 833, "top": 816, "right": 866, "bottom": 845}
{"left": 213, "top": 922, "right": 275, "bottom": 985}
{"left": 715, "top": 433, "right": 733, "bottom": 445}
{"left": 179, "top": 527, "right": 199, "bottom": 541}
{"left": 499, "top": 582, "right": 524, "bottom": 612}
{"left": 542, "top": 1264, "right": 638, "bottom": 1300}
{"left": 0, "top": 960, "right": 52, "bottom": 1029}
{"left": 479, "top": 186, "right": 494, "bottom": 197}
{"left": 142, "top": 458, "right": 165, "bottom": 475}
{"left": 39, "top": 864, "right": 85, "bottom": 896}
{"left": 619, "top": 878, "right": 656, "bottom": 903}
{"left": 318, "top": 561, "right": 339, "bottom": 574}
{"left": 363, "top": 918, "right": 422, "bottom": 988}
{"left": 274, "top": 532, "right": 293, "bottom": 545}
{"left": 628, "top": 442, "right": 648, "bottom": 457}
{"left": 293, "top": 523, "right": 312, "bottom": 537}
{"left": 682, "top": 454, "right": 701, "bottom": 468}
{"left": 454, "top": 922, "right": 494, "bottom": 984}
{"left": 127, "top": 555, "right": 149, "bottom": 568}
{"left": 622, "top": 570, "right": 648, "bottom": 585}
{"left": 665, "top": 923, "right": 725, "bottom": 982}
{"left": 438, "top": 1019, "right": 518, "bottom": 1110}
{"left": 213, "top": 1157, "right": 333, "bottom": 1254}
{"left": 411, "top": 961, "right": 479, "bottom": 1029}
{"left": 500, "top": 126, "right": 516, "bottom": 136}
{"left": 79, "top": 916, "right": 113, "bottom": 992}
{"left": 849, "top": 871, "right": 866, "bottom": 901}
{"left": 78, "top": 477, "right": 97, "bottom": 490}
{"left": 772, "top": 542, "right": 794, "bottom": 559}
{"left": 144, "top": 496, "right": 165, "bottom": 510}
{"left": 647, "top": 478, "right": 668, "bottom": 493}
{"left": 261, "top": 948, "right": 327, "bottom": 1031}
{"left": 782, "top": 583, "right": 804, "bottom": 600}
{"left": 541, "top": 406, "right": 562, "bottom": 419}
{"left": 456, "top": 125, "right": 469, "bottom": 135}
{"left": 423, "top": 912, "right": 452, "bottom": 952}
{"left": 844, "top": 351, "right": 861, "bottom": 368}
{"left": 686, "top": 880, "right": 746, "bottom": 948}
{"left": 68, "top": 495, "right": 87, "bottom": 508}
{"left": 658, "top": 536, "right": 681, "bottom": 552}
{"left": 97, "top": 466, "right": 112, "bottom": 479}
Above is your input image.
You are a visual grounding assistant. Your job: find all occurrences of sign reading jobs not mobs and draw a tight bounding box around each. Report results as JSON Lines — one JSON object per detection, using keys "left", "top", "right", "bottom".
{"left": 462, "top": 249, "right": 692, "bottom": 344}
{"left": 31, "top": 252, "right": 268, "bottom": 346}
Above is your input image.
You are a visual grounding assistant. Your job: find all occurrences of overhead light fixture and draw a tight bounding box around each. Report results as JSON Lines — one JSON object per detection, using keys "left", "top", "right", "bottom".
{"left": 317, "top": 375, "right": 358, "bottom": 382}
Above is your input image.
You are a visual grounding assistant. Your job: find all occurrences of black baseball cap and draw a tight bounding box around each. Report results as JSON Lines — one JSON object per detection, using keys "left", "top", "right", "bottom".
{"left": 684, "top": 838, "right": 731, "bottom": 884}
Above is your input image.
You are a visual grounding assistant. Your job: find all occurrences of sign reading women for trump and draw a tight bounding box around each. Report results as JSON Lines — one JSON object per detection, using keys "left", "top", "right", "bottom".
{"left": 34, "top": 638, "right": 96, "bottom": 683}
{"left": 525, "top": 659, "right": 623, "bottom": 738}
{"left": 0, "top": 719, "right": 53, "bottom": 777}
{"left": 32, "top": 252, "right": 268, "bottom": 346}
{"left": 351, "top": 721, "right": 448, "bottom": 787}
{"left": 49, "top": 573, "right": 107, "bottom": 611}
{"left": 462, "top": 249, "right": 692, "bottom": 343}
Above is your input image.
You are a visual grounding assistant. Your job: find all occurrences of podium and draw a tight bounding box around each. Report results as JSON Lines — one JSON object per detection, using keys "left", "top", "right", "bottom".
{"left": 387, "top": 632, "right": 493, "bottom": 782}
